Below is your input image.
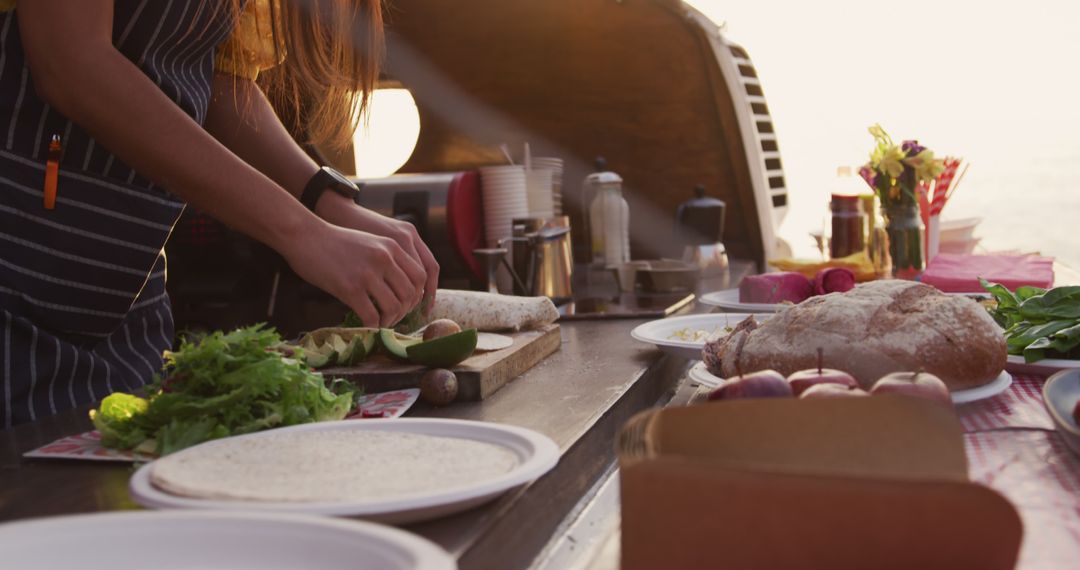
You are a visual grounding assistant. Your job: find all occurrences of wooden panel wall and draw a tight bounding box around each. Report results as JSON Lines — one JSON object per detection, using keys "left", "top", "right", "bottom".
{"left": 383, "top": 0, "right": 765, "bottom": 266}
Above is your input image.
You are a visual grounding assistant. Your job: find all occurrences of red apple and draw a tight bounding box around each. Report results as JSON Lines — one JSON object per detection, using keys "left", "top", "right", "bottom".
{"left": 786, "top": 348, "right": 858, "bottom": 395}
{"left": 787, "top": 368, "right": 858, "bottom": 396}
{"left": 707, "top": 370, "right": 794, "bottom": 401}
{"left": 799, "top": 383, "right": 869, "bottom": 399}
{"left": 869, "top": 371, "right": 951, "bottom": 405}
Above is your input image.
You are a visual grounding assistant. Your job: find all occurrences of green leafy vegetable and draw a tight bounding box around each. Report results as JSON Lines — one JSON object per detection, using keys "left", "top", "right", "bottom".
{"left": 342, "top": 295, "right": 431, "bottom": 334}
{"left": 981, "top": 278, "right": 1080, "bottom": 363}
{"left": 90, "top": 324, "right": 354, "bottom": 456}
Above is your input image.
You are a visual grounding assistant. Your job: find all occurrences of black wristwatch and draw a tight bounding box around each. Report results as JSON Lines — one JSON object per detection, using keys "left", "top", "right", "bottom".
{"left": 300, "top": 166, "right": 360, "bottom": 212}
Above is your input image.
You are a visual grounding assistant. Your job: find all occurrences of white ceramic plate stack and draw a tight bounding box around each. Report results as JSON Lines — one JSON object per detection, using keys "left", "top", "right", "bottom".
{"left": 479, "top": 165, "right": 529, "bottom": 247}
{"left": 0, "top": 511, "right": 457, "bottom": 570}
{"left": 530, "top": 157, "right": 564, "bottom": 215}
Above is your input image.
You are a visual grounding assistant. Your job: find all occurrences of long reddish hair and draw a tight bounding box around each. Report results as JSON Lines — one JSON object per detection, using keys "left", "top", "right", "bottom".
{"left": 209, "top": 0, "right": 384, "bottom": 151}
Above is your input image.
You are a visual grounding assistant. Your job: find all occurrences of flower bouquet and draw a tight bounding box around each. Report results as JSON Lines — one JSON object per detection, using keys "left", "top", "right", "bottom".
{"left": 858, "top": 125, "right": 950, "bottom": 279}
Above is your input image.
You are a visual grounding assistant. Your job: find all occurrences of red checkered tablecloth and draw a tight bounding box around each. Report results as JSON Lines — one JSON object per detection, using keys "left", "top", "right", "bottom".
{"left": 958, "top": 374, "right": 1080, "bottom": 570}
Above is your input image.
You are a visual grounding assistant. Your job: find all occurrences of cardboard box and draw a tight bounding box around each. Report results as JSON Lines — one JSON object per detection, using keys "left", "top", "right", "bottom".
{"left": 618, "top": 396, "right": 1022, "bottom": 570}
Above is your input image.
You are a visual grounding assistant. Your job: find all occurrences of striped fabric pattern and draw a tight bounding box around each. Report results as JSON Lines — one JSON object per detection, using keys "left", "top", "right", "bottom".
{"left": 0, "top": 1, "right": 238, "bottom": 426}
{"left": 959, "top": 374, "right": 1080, "bottom": 568}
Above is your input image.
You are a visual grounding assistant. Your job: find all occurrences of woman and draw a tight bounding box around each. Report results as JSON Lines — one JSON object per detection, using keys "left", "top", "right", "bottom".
{"left": 0, "top": 0, "right": 438, "bottom": 426}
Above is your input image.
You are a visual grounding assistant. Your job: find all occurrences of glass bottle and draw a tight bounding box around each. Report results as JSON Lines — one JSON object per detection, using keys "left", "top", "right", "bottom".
{"left": 828, "top": 194, "right": 867, "bottom": 259}
{"left": 882, "top": 203, "right": 924, "bottom": 280}
{"left": 587, "top": 171, "right": 629, "bottom": 267}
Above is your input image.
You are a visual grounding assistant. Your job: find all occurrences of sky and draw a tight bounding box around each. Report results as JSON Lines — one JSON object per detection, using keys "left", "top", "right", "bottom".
{"left": 682, "top": 0, "right": 1080, "bottom": 262}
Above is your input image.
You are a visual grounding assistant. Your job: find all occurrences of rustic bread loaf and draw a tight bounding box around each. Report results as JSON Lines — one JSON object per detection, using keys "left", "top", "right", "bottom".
{"left": 703, "top": 280, "right": 1006, "bottom": 390}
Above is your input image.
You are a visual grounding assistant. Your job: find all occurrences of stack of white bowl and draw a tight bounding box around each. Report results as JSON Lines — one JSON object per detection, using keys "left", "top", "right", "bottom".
{"left": 530, "top": 157, "right": 564, "bottom": 215}
{"left": 525, "top": 168, "right": 554, "bottom": 219}
{"left": 938, "top": 217, "right": 983, "bottom": 254}
{"left": 479, "top": 165, "right": 529, "bottom": 248}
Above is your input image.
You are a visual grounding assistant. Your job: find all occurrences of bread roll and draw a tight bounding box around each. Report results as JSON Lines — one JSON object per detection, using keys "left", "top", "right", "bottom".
{"left": 703, "top": 280, "right": 1006, "bottom": 391}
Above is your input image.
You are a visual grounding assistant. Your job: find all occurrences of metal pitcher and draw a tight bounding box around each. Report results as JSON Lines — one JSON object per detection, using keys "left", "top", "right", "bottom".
{"left": 503, "top": 216, "right": 574, "bottom": 301}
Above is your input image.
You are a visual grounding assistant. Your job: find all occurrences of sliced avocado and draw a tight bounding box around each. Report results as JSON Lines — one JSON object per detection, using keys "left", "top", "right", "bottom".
{"left": 329, "top": 333, "right": 350, "bottom": 360}
{"left": 359, "top": 330, "right": 377, "bottom": 356}
{"left": 344, "top": 330, "right": 378, "bottom": 365}
{"left": 305, "top": 351, "right": 331, "bottom": 369}
{"left": 303, "top": 341, "right": 337, "bottom": 369}
{"left": 379, "top": 328, "right": 422, "bottom": 360}
{"left": 406, "top": 328, "right": 478, "bottom": 368}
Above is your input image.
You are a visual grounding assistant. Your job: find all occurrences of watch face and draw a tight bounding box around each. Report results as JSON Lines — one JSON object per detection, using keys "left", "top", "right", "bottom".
{"left": 323, "top": 166, "right": 355, "bottom": 189}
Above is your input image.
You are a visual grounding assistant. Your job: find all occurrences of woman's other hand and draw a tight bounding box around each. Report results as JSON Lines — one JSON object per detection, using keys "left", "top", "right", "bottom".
{"left": 316, "top": 193, "right": 440, "bottom": 315}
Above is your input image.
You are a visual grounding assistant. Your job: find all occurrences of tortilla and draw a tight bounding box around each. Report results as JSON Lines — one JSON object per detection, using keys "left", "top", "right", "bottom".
{"left": 429, "top": 289, "right": 558, "bottom": 332}
{"left": 150, "top": 429, "right": 519, "bottom": 503}
{"left": 475, "top": 333, "right": 514, "bottom": 352}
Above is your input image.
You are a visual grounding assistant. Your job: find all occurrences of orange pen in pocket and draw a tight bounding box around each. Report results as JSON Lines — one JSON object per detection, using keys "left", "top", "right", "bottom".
{"left": 44, "top": 134, "right": 61, "bottom": 210}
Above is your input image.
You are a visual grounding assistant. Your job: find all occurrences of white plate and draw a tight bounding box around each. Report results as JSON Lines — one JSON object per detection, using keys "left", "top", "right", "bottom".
{"left": 688, "top": 361, "right": 723, "bottom": 389}
{"left": 0, "top": 510, "right": 455, "bottom": 570}
{"left": 130, "top": 418, "right": 559, "bottom": 524}
{"left": 689, "top": 362, "right": 1011, "bottom": 405}
{"left": 699, "top": 289, "right": 989, "bottom": 313}
{"left": 697, "top": 289, "right": 786, "bottom": 313}
{"left": 630, "top": 313, "right": 770, "bottom": 360}
{"left": 1005, "top": 354, "right": 1080, "bottom": 376}
{"left": 951, "top": 371, "right": 1013, "bottom": 404}
{"left": 1043, "top": 369, "right": 1080, "bottom": 458}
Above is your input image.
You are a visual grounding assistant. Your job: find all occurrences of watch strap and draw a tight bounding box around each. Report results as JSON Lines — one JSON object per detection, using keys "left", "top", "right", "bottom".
{"left": 300, "top": 166, "right": 359, "bottom": 212}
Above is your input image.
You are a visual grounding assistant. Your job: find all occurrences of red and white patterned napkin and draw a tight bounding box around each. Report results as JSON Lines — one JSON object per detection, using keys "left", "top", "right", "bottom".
{"left": 960, "top": 374, "right": 1080, "bottom": 570}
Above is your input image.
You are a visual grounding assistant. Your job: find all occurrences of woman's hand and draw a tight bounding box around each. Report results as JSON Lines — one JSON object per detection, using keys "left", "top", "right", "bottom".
{"left": 316, "top": 194, "right": 440, "bottom": 315}
{"left": 202, "top": 76, "right": 440, "bottom": 316}
{"left": 281, "top": 221, "right": 427, "bottom": 328}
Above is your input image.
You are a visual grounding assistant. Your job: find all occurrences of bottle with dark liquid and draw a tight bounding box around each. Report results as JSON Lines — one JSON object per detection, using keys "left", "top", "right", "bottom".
{"left": 829, "top": 194, "right": 867, "bottom": 259}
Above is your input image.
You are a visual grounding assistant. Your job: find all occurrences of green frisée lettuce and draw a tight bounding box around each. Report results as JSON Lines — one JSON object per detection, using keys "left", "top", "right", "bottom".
{"left": 90, "top": 325, "right": 355, "bottom": 456}
{"left": 981, "top": 278, "right": 1080, "bottom": 363}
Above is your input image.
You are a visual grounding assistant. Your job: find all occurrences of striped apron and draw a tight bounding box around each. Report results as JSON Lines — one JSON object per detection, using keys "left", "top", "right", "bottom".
{"left": 0, "top": 1, "right": 237, "bottom": 426}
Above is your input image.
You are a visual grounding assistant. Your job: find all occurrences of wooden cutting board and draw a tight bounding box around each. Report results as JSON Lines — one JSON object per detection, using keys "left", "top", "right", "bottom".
{"left": 320, "top": 324, "right": 561, "bottom": 401}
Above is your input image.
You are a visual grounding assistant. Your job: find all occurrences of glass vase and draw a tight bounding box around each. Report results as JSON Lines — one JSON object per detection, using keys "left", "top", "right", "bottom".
{"left": 881, "top": 204, "right": 923, "bottom": 280}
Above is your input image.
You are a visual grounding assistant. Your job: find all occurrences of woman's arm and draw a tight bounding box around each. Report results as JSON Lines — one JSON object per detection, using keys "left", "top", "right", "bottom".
{"left": 17, "top": 1, "right": 422, "bottom": 327}
{"left": 203, "top": 75, "right": 440, "bottom": 311}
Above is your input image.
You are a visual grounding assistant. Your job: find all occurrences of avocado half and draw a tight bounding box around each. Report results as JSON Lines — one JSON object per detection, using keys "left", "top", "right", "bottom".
{"left": 406, "top": 329, "right": 478, "bottom": 368}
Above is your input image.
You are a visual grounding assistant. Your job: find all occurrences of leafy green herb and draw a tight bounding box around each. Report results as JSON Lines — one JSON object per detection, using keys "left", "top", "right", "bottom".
{"left": 90, "top": 324, "right": 354, "bottom": 456}
{"left": 981, "top": 278, "right": 1080, "bottom": 363}
{"left": 342, "top": 295, "right": 431, "bottom": 334}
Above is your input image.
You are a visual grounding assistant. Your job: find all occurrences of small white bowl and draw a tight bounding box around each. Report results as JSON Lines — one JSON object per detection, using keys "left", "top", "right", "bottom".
{"left": 1043, "top": 369, "right": 1080, "bottom": 458}
{"left": 938, "top": 237, "right": 982, "bottom": 254}
{"left": 939, "top": 216, "right": 982, "bottom": 242}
